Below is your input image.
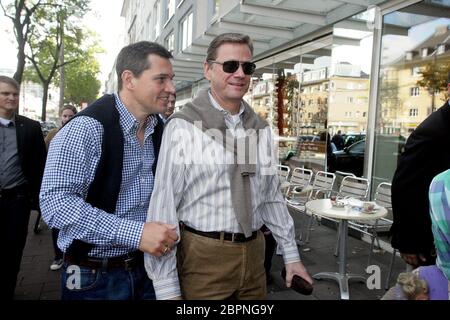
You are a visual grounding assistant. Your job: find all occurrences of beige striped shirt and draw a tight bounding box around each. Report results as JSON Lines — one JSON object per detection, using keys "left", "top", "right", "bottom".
{"left": 144, "top": 94, "right": 300, "bottom": 300}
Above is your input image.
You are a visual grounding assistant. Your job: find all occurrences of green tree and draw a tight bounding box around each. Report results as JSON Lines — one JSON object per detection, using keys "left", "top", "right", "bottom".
{"left": 417, "top": 62, "right": 450, "bottom": 113}
{"left": 60, "top": 34, "right": 102, "bottom": 107}
{"left": 23, "top": 0, "right": 90, "bottom": 120}
{"left": 0, "top": 0, "right": 44, "bottom": 84}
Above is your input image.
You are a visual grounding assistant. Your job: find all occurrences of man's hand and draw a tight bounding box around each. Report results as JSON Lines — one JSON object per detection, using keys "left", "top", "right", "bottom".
{"left": 138, "top": 222, "right": 178, "bottom": 256}
{"left": 400, "top": 252, "right": 427, "bottom": 268}
{"left": 284, "top": 261, "right": 313, "bottom": 287}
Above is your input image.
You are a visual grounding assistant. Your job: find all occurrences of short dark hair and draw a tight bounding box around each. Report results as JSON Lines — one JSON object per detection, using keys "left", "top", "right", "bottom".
{"left": 0, "top": 75, "right": 20, "bottom": 91}
{"left": 116, "top": 41, "right": 173, "bottom": 90}
{"left": 205, "top": 33, "right": 254, "bottom": 63}
{"left": 60, "top": 104, "right": 77, "bottom": 116}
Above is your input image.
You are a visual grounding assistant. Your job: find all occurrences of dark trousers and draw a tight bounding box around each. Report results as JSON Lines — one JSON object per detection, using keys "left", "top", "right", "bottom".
{"left": 261, "top": 226, "right": 277, "bottom": 282}
{"left": 264, "top": 232, "right": 276, "bottom": 276}
{"left": 52, "top": 229, "right": 63, "bottom": 260}
{"left": 0, "top": 187, "right": 31, "bottom": 299}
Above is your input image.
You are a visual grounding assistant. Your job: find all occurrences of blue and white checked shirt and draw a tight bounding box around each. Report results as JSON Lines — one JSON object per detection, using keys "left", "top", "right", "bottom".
{"left": 40, "top": 93, "right": 158, "bottom": 258}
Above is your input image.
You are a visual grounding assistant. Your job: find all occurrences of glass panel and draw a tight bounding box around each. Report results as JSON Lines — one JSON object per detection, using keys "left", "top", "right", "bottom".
{"left": 328, "top": 8, "right": 375, "bottom": 177}
{"left": 246, "top": 39, "right": 333, "bottom": 172}
{"left": 373, "top": 0, "right": 450, "bottom": 188}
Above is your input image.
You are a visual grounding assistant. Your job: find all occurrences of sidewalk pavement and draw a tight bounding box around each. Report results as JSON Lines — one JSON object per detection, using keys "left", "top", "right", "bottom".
{"left": 15, "top": 209, "right": 406, "bottom": 300}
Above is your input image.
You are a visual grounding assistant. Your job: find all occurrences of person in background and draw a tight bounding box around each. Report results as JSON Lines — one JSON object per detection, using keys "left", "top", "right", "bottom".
{"left": 331, "top": 130, "right": 344, "bottom": 151}
{"left": 39, "top": 41, "right": 178, "bottom": 300}
{"left": 382, "top": 271, "right": 429, "bottom": 300}
{"left": 390, "top": 73, "right": 450, "bottom": 268}
{"left": 159, "top": 93, "right": 176, "bottom": 123}
{"left": 383, "top": 168, "right": 450, "bottom": 300}
{"left": 0, "top": 75, "right": 46, "bottom": 299}
{"left": 44, "top": 104, "right": 77, "bottom": 271}
{"left": 165, "top": 93, "right": 175, "bottom": 118}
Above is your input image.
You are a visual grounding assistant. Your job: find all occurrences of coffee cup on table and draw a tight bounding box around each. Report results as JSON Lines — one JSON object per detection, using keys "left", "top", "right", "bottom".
{"left": 362, "top": 202, "right": 375, "bottom": 212}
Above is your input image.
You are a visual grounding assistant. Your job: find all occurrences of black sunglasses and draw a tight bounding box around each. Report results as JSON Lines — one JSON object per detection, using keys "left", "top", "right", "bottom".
{"left": 208, "top": 60, "right": 256, "bottom": 75}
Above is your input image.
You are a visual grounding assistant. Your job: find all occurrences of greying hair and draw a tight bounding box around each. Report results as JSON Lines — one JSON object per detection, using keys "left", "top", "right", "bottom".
{"left": 116, "top": 41, "right": 173, "bottom": 91}
{"left": 397, "top": 272, "right": 428, "bottom": 300}
{"left": 0, "top": 75, "right": 20, "bottom": 91}
{"left": 205, "top": 33, "right": 254, "bottom": 63}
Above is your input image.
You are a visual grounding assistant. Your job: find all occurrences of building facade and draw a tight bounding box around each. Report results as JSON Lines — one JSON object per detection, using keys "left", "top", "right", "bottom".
{"left": 112, "top": 0, "right": 450, "bottom": 195}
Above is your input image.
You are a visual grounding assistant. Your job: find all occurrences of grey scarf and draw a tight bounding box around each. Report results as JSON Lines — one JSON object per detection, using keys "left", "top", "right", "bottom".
{"left": 168, "top": 88, "right": 268, "bottom": 237}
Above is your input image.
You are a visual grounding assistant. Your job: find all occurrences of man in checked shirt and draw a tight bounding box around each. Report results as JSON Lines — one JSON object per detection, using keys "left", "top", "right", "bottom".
{"left": 145, "top": 33, "right": 312, "bottom": 300}
{"left": 40, "top": 42, "right": 178, "bottom": 300}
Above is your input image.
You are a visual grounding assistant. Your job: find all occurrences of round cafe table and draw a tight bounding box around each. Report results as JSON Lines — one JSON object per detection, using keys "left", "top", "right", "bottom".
{"left": 305, "top": 198, "right": 387, "bottom": 300}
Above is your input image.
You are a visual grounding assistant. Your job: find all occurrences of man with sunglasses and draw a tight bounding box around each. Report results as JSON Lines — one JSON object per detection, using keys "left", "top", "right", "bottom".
{"left": 145, "top": 33, "right": 312, "bottom": 300}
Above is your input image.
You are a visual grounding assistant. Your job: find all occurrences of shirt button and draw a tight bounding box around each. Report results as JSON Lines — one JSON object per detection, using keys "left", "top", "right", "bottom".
{"left": 140, "top": 202, "right": 145, "bottom": 207}
{"left": 141, "top": 178, "right": 145, "bottom": 183}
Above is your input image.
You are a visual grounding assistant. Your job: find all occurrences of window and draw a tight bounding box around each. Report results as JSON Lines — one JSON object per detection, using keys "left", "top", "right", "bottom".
{"left": 437, "top": 44, "right": 445, "bottom": 55}
{"left": 409, "top": 108, "right": 418, "bottom": 117}
{"left": 165, "top": 32, "right": 175, "bottom": 53}
{"left": 154, "top": 1, "right": 161, "bottom": 39}
{"left": 421, "top": 48, "right": 428, "bottom": 57}
{"left": 212, "top": 0, "right": 220, "bottom": 16}
{"left": 180, "top": 12, "right": 193, "bottom": 50}
{"left": 167, "top": 0, "right": 175, "bottom": 22}
{"left": 410, "top": 87, "right": 420, "bottom": 96}
{"left": 411, "top": 67, "right": 420, "bottom": 76}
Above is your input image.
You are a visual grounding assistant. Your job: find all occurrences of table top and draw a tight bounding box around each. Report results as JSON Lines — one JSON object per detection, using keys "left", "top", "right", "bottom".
{"left": 305, "top": 198, "right": 387, "bottom": 221}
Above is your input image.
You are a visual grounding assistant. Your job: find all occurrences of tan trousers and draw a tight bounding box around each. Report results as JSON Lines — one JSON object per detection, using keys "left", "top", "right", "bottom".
{"left": 177, "top": 229, "right": 266, "bottom": 300}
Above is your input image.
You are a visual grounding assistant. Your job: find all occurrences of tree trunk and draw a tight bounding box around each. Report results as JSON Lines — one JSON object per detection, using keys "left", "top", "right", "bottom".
{"left": 14, "top": 40, "right": 26, "bottom": 85}
{"left": 41, "top": 83, "right": 49, "bottom": 121}
{"left": 59, "top": 39, "right": 65, "bottom": 110}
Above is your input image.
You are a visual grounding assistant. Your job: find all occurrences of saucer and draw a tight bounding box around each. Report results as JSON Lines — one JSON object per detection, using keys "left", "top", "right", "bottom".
{"left": 330, "top": 201, "right": 345, "bottom": 208}
{"left": 361, "top": 208, "right": 378, "bottom": 214}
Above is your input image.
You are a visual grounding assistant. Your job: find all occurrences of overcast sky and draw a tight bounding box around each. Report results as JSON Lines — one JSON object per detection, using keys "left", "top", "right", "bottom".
{"left": 0, "top": 0, "right": 124, "bottom": 87}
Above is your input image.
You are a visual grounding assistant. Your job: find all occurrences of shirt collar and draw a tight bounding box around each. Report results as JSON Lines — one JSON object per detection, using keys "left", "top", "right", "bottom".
{"left": 0, "top": 115, "right": 15, "bottom": 127}
{"left": 114, "top": 92, "right": 158, "bottom": 135}
{"left": 208, "top": 90, "right": 245, "bottom": 118}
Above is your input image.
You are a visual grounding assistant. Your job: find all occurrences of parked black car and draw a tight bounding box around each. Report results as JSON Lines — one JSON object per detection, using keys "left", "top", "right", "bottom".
{"left": 329, "top": 139, "right": 365, "bottom": 176}
{"left": 329, "top": 135, "right": 406, "bottom": 177}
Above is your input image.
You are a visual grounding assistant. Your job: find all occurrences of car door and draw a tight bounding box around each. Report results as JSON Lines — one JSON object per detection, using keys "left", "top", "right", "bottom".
{"left": 333, "top": 140, "right": 365, "bottom": 176}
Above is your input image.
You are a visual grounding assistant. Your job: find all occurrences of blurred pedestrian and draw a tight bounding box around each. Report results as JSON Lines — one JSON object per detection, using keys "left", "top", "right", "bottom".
{"left": 382, "top": 271, "right": 429, "bottom": 300}
{"left": 331, "top": 130, "right": 344, "bottom": 150}
{"left": 44, "top": 104, "right": 77, "bottom": 271}
{"left": 0, "top": 76, "right": 46, "bottom": 299}
{"left": 39, "top": 41, "right": 178, "bottom": 300}
{"left": 159, "top": 93, "right": 176, "bottom": 123}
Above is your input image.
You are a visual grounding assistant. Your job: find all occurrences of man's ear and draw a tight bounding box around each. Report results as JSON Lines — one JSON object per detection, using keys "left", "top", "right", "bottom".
{"left": 121, "top": 70, "right": 135, "bottom": 90}
{"left": 204, "top": 61, "right": 211, "bottom": 81}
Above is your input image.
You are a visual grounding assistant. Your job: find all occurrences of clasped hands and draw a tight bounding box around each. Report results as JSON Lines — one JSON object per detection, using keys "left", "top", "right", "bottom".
{"left": 139, "top": 222, "right": 179, "bottom": 257}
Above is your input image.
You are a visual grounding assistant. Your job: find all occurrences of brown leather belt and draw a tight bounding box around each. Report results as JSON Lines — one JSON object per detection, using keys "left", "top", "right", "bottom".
{"left": 64, "top": 251, "right": 143, "bottom": 270}
{"left": 183, "top": 224, "right": 258, "bottom": 243}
